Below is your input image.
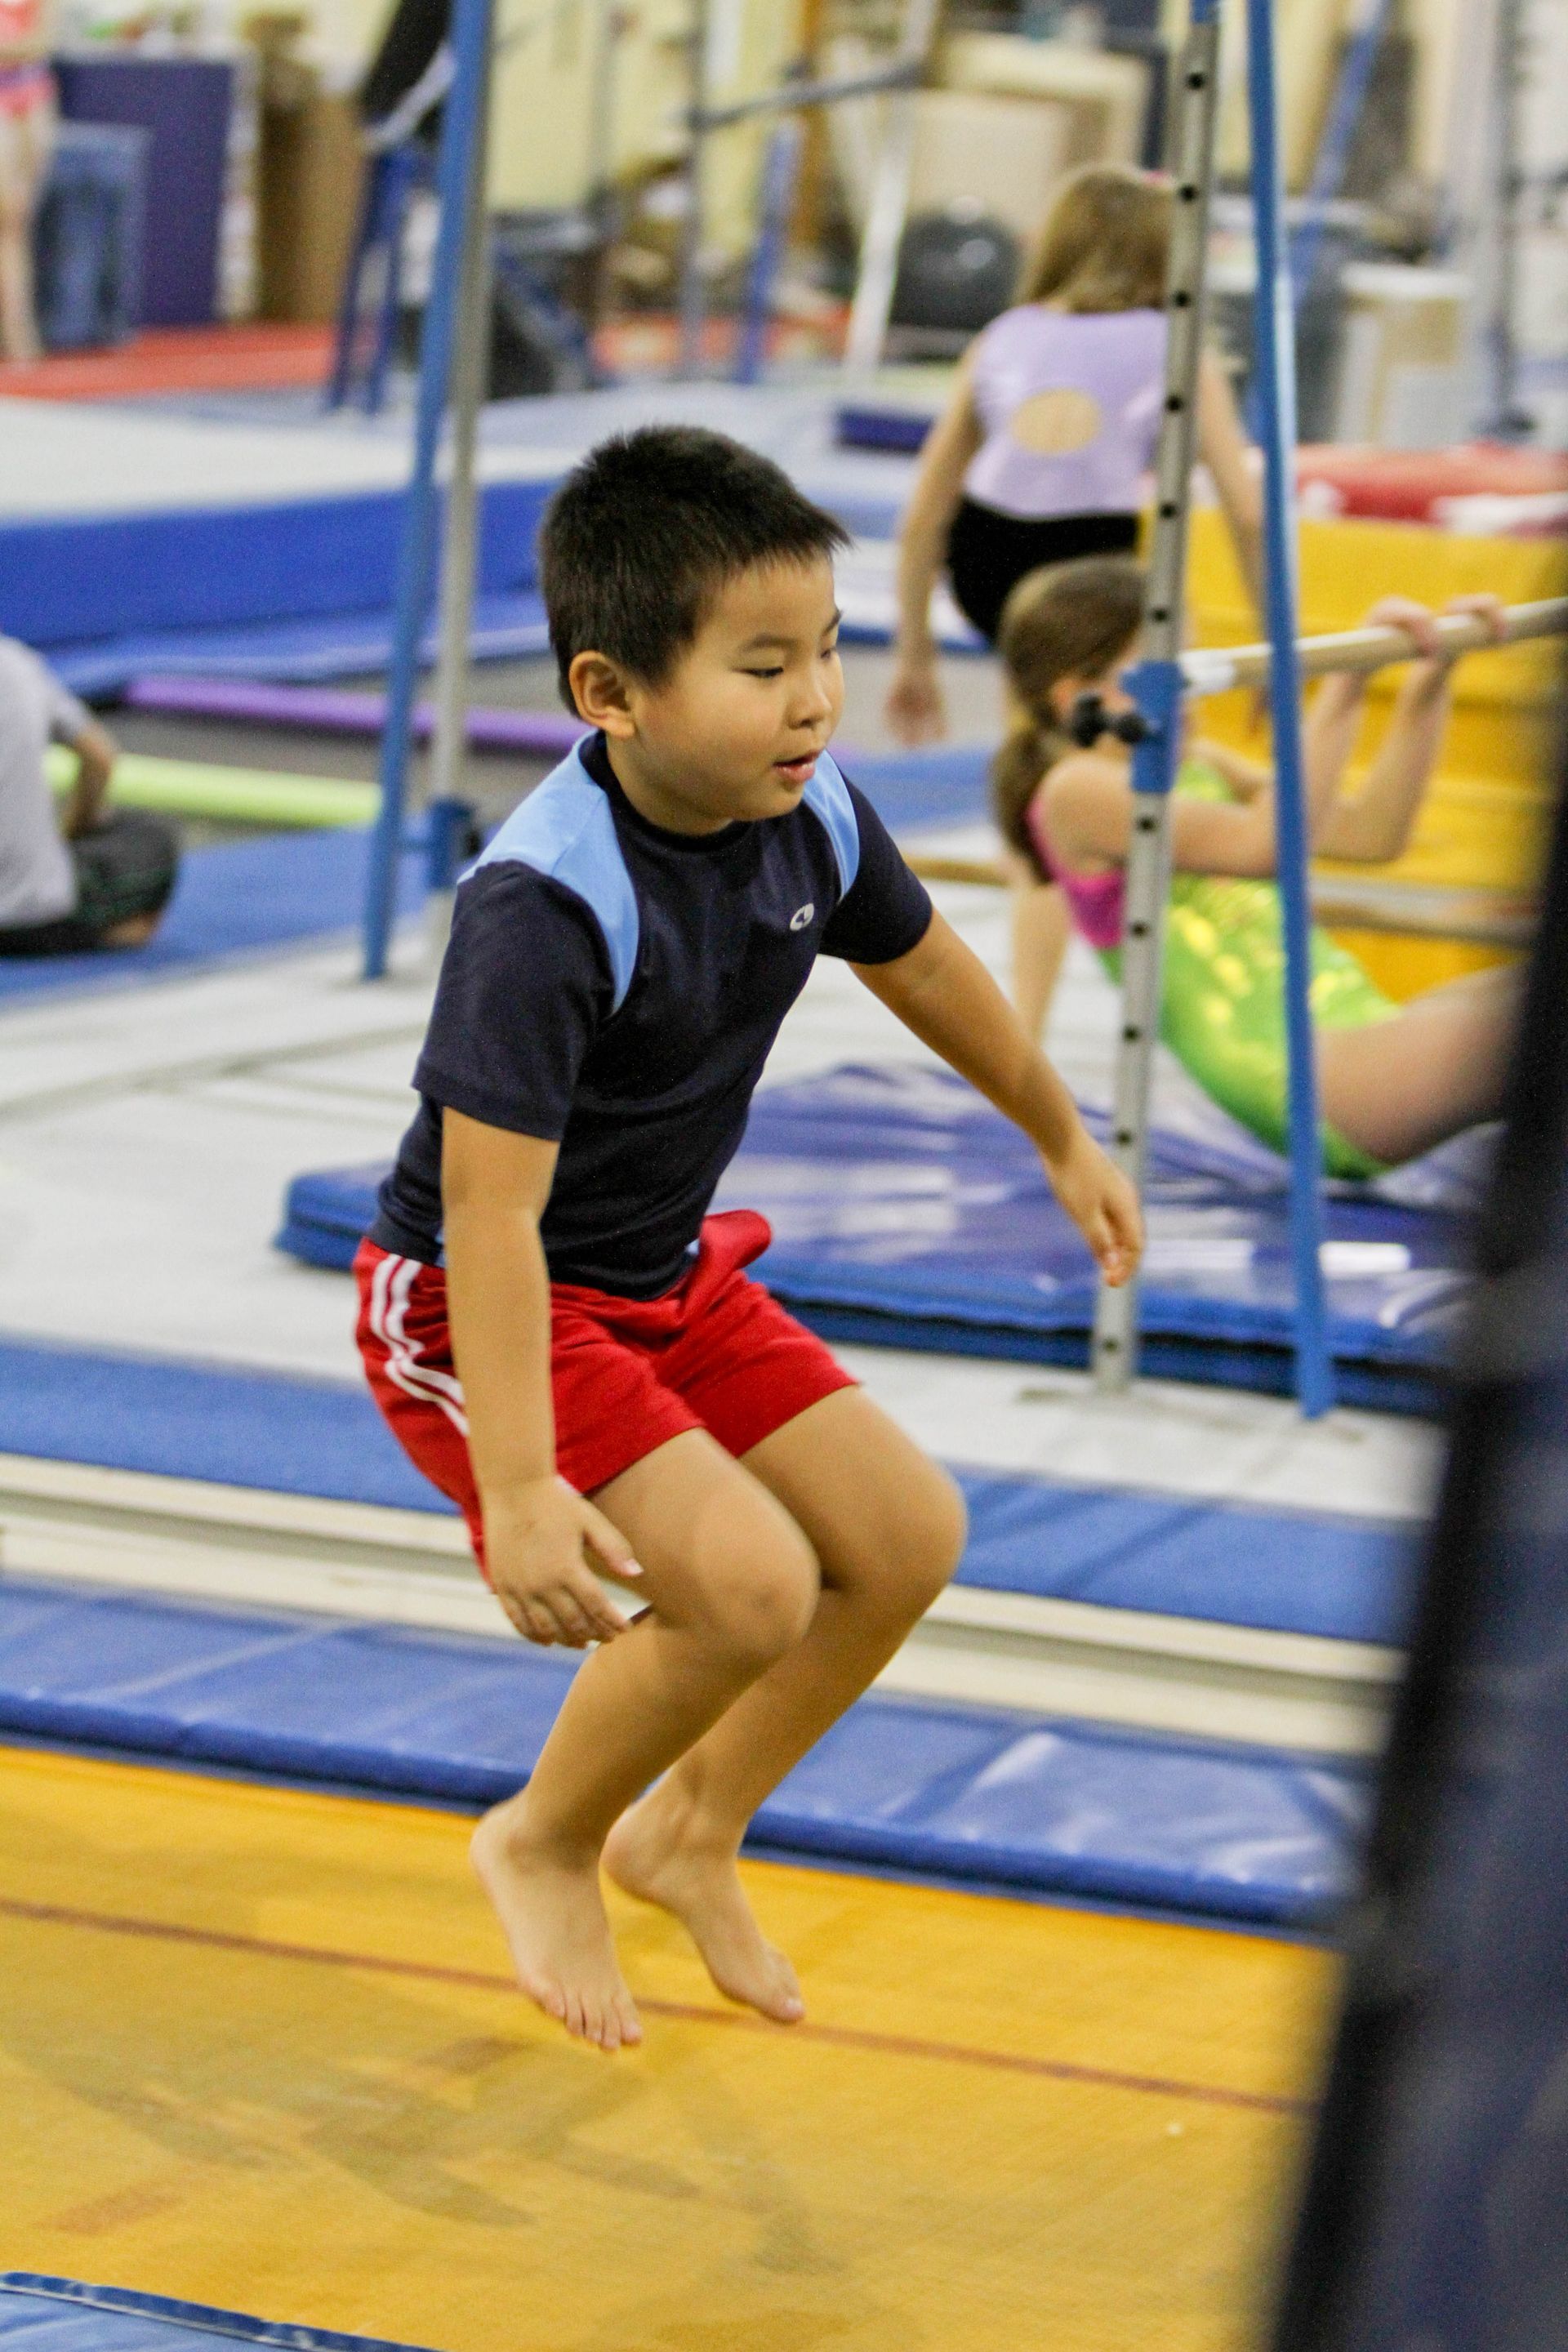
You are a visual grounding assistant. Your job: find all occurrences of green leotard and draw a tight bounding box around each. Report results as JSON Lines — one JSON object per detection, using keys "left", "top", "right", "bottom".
{"left": 1099, "top": 763, "right": 1399, "bottom": 1179}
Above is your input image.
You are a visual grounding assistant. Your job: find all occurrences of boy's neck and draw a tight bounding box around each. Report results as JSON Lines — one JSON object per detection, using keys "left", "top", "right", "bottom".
{"left": 601, "top": 733, "right": 734, "bottom": 837}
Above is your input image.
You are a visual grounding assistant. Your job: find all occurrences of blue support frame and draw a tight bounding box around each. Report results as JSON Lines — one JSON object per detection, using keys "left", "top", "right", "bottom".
{"left": 363, "top": 0, "right": 496, "bottom": 982}
{"left": 1290, "top": 0, "right": 1392, "bottom": 311}
{"left": 1246, "top": 0, "right": 1335, "bottom": 1416}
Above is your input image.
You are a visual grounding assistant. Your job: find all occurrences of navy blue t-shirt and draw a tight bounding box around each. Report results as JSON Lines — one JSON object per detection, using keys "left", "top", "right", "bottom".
{"left": 372, "top": 732, "right": 932, "bottom": 1295}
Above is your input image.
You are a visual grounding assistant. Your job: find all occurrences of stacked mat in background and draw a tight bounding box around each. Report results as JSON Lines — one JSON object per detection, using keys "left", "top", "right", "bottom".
{"left": 279, "top": 1063, "right": 1484, "bottom": 1412}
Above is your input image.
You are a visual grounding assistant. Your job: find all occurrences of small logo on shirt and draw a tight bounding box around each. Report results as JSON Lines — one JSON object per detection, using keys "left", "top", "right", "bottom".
{"left": 790, "top": 902, "right": 816, "bottom": 932}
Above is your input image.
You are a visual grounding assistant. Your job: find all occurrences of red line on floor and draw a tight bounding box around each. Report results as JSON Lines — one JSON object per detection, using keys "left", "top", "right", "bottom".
{"left": 0, "top": 1891, "right": 1311, "bottom": 2118}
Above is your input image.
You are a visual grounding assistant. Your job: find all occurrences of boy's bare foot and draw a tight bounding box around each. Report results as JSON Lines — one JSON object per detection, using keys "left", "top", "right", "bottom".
{"left": 604, "top": 1786, "right": 804, "bottom": 2025}
{"left": 470, "top": 1800, "right": 643, "bottom": 2053}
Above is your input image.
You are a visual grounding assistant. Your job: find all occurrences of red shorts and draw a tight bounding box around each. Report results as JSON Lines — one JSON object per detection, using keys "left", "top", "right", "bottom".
{"left": 354, "top": 1209, "right": 855, "bottom": 1570}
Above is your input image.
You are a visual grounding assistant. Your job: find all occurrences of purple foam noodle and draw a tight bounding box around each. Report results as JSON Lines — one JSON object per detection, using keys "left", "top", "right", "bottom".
{"left": 126, "top": 675, "right": 588, "bottom": 758}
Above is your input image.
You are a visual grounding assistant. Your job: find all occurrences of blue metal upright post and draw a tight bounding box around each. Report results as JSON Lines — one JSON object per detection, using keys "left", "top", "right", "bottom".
{"left": 1289, "top": 0, "right": 1392, "bottom": 311}
{"left": 363, "top": 0, "right": 496, "bottom": 981}
{"left": 1246, "top": 0, "right": 1335, "bottom": 1417}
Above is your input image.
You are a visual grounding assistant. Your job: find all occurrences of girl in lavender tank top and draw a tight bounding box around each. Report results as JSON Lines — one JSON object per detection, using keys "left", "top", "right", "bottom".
{"left": 886, "top": 164, "right": 1266, "bottom": 1042}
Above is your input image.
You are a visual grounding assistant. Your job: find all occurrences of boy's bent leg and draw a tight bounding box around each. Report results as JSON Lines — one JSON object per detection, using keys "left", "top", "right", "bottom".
{"left": 472, "top": 1427, "right": 819, "bottom": 2051}
{"left": 604, "top": 1390, "right": 964, "bottom": 2017}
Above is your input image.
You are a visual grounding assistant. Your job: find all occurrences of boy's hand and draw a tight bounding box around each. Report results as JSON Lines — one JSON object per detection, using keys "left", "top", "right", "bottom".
{"left": 1044, "top": 1127, "right": 1143, "bottom": 1288}
{"left": 483, "top": 1475, "right": 644, "bottom": 1649}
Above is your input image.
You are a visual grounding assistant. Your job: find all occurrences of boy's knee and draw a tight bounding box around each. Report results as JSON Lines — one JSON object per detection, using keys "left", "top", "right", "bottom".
{"left": 703, "top": 1519, "right": 819, "bottom": 1668}
{"left": 901, "top": 1463, "right": 968, "bottom": 1604}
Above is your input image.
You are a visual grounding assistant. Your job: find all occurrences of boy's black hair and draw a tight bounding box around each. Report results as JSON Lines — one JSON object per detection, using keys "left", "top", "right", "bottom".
{"left": 538, "top": 425, "right": 850, "bottom": 711}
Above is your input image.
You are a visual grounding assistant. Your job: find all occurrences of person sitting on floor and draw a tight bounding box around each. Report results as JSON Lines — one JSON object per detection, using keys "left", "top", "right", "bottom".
{"left": 0, "top": 634, "right": 179, "bottom": 956}
{"left": 993, "top": 558, "right": 1516, "bottom": 1174}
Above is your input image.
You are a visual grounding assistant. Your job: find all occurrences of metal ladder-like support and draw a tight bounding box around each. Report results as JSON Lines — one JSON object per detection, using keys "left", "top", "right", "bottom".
{"left": 1090, "top": 0, "right": 1223, "bottom": 1392}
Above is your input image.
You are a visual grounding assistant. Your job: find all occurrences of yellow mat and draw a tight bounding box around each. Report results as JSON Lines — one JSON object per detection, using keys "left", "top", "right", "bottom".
{"left": 1187, "top": 509, "right": 1568, "bottom": 997}
{"left": 0, "top": 1747, "right": 1335, "bottom": 2352}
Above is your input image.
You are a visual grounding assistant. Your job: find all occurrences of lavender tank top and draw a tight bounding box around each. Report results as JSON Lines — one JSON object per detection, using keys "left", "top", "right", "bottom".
{"left": 964, "top": 305, "right": 1166, "bottom": 521}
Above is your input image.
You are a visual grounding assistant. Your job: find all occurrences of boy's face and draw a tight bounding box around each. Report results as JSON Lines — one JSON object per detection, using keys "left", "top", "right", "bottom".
{"left": 611, "top": 556, "right": 845, "bottom": 826}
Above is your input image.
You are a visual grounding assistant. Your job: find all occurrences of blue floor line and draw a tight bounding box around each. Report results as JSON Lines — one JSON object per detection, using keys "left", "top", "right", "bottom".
{"left": 0, "top": 1579, "right": 1370, "bottom": 1927}
{"left": 0, "top": 1333, "right": 1417, "bottom": 1645}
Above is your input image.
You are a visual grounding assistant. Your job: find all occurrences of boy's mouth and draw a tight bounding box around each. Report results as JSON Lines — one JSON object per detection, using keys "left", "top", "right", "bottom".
{"left": 773, "top": 751, "right": 822, "bottom": 786}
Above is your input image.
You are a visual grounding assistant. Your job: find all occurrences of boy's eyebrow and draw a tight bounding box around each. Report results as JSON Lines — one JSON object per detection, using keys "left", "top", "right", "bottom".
{"left": 736, "top": 608, "right": 844, "bottom": 652}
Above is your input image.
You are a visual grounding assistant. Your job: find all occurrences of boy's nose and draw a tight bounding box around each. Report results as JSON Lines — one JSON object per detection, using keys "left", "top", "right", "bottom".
{"left": 789, "top": 671, "right": 835, "bottom": 730}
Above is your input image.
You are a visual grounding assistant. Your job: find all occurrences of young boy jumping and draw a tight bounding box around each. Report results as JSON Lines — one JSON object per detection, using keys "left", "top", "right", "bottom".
{"left": 356, "top": 426, "right": 1141, "bottom": 2054}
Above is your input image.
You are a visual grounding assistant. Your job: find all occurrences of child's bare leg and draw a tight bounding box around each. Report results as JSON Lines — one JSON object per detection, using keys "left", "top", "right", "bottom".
{"left": 0, "top": 121, "right": 46, "bottom": 366}
{"left": 1007, "top": 862, "right": 1071, "bottom": 1045}
{"left": 605, "top": 1391, "right": 964, "bottom": 2018}
{"left": 472, "top": 1428, "right": 817, "bottom": 2051}
{"left": 1317, "top": 964, "right": 1519, "bottom": 1166}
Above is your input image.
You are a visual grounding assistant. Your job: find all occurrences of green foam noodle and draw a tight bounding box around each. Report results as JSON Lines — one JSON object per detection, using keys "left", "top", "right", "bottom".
{"left": 47, "top": 746, "right": 379, "bottom": 830}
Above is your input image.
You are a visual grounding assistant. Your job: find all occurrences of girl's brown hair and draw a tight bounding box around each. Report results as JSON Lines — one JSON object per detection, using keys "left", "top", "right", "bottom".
{"left": 1018, "top": 164, "right": 1171, "bottom": 314}
{"left": 991, "top": 556, "right": 1147, "bottom": 874}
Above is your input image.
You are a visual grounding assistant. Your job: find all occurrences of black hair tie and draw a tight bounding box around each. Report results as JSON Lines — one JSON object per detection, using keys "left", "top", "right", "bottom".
{"left": 1067, "top": 692, "right": 1152, "bottom": 749}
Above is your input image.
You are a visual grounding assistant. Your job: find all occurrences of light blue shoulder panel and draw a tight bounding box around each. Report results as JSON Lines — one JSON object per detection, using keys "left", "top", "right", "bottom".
{"left": 469, "top": 746, "right": 639, "bottom": 1009}
{"left": 801, "top": 751, "right": 860, "bottom": 898}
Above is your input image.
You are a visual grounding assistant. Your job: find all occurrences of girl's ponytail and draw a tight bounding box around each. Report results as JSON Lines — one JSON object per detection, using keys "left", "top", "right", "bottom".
{"left": 990, "top": 555, "right": 1148, "bottom": 878}
{"left": 991, "top": 706, "right": 1060, "bottom": 873}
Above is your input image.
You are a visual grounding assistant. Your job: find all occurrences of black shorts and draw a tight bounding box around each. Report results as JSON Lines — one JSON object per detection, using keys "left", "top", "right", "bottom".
{"left": 0, "top": 809, "right": 180, "bottom": 957}
{"left": 946, "top": 497, "right": 1140, "bottom": 645}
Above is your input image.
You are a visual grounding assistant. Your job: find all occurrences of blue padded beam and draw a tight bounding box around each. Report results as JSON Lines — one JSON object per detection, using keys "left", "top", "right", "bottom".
{"left": 0, "top": 1582, "right": 1369, "bottom": 1924}
{"left": 0, "top": 479, "right": 555, "bottom": 656}
{"left": 0, "top": 1336, "right": 1417, "bottom": 1644}
{"left": 50, "top": 592, "right": 552, "bottom": 700}
{"left": 0, "top": 2276, "right": 439, "bottom": 2350}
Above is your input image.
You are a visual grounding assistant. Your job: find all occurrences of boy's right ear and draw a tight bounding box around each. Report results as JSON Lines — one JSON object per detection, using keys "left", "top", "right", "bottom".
{"left": 568, "top": 650, "right": 636, "bottom": 738}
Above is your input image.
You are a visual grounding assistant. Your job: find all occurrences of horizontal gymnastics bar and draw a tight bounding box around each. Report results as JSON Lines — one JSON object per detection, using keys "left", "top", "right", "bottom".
{"left": 902, "top": 849, "right": 1536, "bottom": 948}
{"left": 693, "top": 60, "right": 922, "bottom": 132}
{"left": 1180, "top": 597, "right": 1568, "bottom": 699}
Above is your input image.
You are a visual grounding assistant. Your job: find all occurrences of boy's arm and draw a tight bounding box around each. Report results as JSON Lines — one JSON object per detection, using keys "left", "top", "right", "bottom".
{"left": 442, "top": 1110, "right": 640, "bottom": 1648}
{"left": 853, "top": 911, "right": 1142, "bottom": 1285}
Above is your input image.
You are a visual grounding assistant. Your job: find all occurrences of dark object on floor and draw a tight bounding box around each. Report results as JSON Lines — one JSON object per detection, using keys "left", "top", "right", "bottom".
{"left": 890, "top": 205, "right": 1020, "bottom": 354}
{"left": 0, "top": 810, "right": 177, "bottom": 957}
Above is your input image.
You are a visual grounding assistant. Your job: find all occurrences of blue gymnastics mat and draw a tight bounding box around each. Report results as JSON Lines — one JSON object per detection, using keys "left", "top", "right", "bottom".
{"left": 49, "top": 575, "right": 942, "bottom": 697}
{"left": 0, "top": 1578, "right": 1369, "bottom": 1926}
{"left": 51, "top": 590, "right": 552, "bottom": 700}
{"left": 0, "top": 827, "right": 425, "bottom": 1005}
{"left": 0, "top": 479, "right": 555, "bottom": 677}
{"left": 836, "top": 403, "right": 934, "bottom": 455}
{"left": 0, "top": 1335, "right": 1417, "bottom": 1646}
{"left": 280, "top": 1063, "right": 1484, "bottom": 1414}
{"left": 0, "top": 2276, "right": 439, "bottom": 2351}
